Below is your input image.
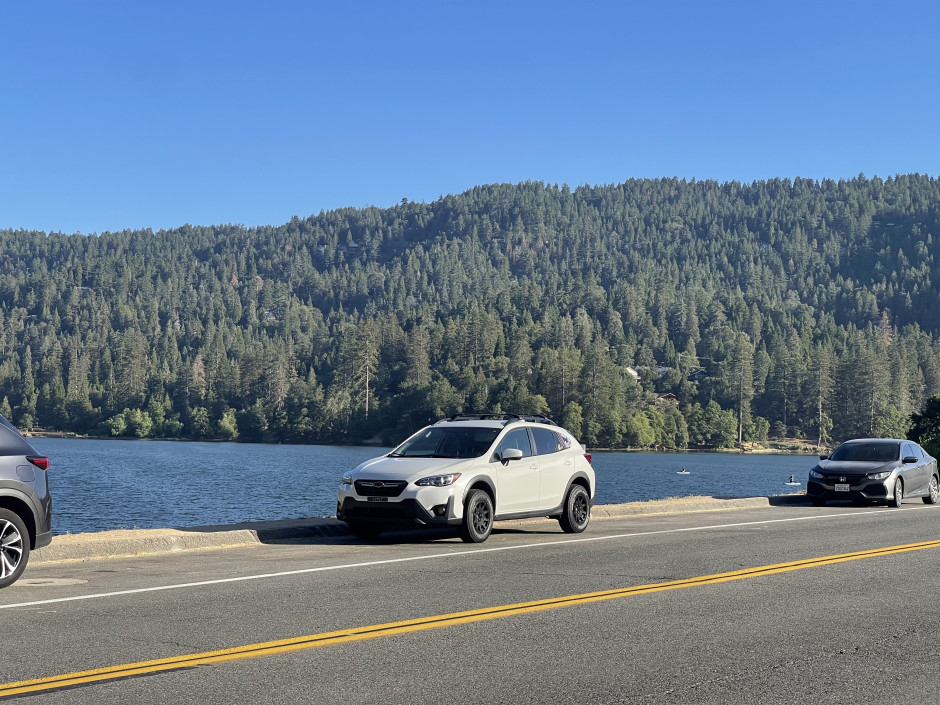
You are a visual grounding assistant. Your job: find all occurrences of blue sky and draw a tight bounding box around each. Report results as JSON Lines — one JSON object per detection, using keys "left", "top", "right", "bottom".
{"left": 2, "top": 1, "right": 938, "bottom": 235}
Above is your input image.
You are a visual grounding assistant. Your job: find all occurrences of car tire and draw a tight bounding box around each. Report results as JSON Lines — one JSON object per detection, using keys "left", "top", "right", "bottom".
{"left": 348, "top": 524, "right": 383, "bottom": 540}
{"left": 559, "top": 484, "right": 591, "bottom": 533}
{"left": 0, "top": 508, "right": 30, "bottom": 589}
{"left": 923, "top": 475, "right": 939, "bottom": 505}
{"left": 459, "top": 489, "right": 493, "bottom": 543}
{"left": 889, "top": 479, "right": 904, "bottom": 508}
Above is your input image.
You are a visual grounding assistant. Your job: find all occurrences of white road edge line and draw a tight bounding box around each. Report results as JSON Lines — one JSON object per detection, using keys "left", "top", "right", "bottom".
{"left": 2, "top": 505, "right": 930, "bottom": 610}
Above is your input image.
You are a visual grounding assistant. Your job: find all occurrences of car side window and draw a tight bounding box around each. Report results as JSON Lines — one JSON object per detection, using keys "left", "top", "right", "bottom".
{"left": 498, "top": 429, "right": 532, "bottom": 458}
{"left": 903, "top": 443, "right": 917, "bottom": 460}
{"left": 532, "top": 427, "right": 563, "bottom": 455}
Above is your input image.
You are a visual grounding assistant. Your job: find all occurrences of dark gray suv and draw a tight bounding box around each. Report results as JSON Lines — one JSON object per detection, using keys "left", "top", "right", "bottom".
{"left": 0, "top": 414, "right": 52, "bottom": 588}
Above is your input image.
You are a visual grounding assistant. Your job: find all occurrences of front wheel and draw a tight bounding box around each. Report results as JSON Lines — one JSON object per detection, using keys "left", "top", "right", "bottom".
{"left": 459, "top": 489, "right": 493, "bottom": 543}
{"left": 923, "top": 475, "right": 939, "bottom": 504}
{"left": 559, "top": 485, "right": 591, "bottom": 533}
{"left": 889, "top": 479, "right": 904, "bottom": 508}
{"left": 0, "top": 509, "right": 30, "bottom": 589}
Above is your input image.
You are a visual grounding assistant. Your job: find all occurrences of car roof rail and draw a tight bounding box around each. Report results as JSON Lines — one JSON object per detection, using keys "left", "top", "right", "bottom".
{"left": 509, "top": 414, "right": 558, "bottom": 426}
{"left": 438, "top": 413, "right": 558, "bottom": 426}
{"left": 438, "top": 413, "right": 506, "bottom": 424}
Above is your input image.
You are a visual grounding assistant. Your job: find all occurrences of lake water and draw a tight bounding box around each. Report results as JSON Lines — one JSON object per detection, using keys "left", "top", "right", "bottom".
{"left": 30, "top": 438, "right": 817, "bottom": 535}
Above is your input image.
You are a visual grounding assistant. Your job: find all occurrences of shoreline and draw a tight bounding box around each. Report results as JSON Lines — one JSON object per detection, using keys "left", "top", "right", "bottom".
{"left": 24, "top": 431, "right": 828, "bottom": 455}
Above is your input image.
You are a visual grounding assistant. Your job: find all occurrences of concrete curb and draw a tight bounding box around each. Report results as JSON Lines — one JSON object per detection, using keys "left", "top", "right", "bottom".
{"left": 32, "top": 494, "right": 808, "bottom": 565}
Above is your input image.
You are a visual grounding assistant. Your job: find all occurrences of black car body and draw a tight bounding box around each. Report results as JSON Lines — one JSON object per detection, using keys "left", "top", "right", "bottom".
{"left": 807, "top": 438, "right": 939, "bottom": 507}
{"left": 0, "top": 414, "right": 52, "bottom": 588}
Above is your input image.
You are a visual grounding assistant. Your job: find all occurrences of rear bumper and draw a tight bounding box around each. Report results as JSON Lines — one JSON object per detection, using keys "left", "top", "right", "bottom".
{"left": 34, "top": 529, "right": 52, "bottom": 549}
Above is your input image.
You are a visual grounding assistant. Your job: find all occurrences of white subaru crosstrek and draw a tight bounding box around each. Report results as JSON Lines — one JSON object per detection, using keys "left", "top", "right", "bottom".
{"left": 337, "top": 414, "right": 595, "bottom": 542}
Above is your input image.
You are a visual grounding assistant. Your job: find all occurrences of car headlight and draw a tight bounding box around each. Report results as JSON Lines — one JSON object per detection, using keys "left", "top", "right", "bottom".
{"left": 341, "top": 473, "right": 354, "bottom": 485}
{"left": 867, "top": 471, "right": 892, "bottom": 481}
{"left": 809, "top": 468, "right": 824, "bottom": 479}
{"left": 416, "top": 473, "right": 462, "bottom": 487}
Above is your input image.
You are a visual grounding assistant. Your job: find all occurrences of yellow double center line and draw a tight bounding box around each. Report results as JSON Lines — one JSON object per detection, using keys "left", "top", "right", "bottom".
{"left": 4, "top": 538, "right": 940, "bottom": 698}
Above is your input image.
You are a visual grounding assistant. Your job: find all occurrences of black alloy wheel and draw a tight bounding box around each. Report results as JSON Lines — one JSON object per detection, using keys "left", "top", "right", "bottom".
{"left": 459, "top": 489, "right": 493, "bottom": 543}
{"left": 559, "top": 485, "right": 590, "bottom": 533}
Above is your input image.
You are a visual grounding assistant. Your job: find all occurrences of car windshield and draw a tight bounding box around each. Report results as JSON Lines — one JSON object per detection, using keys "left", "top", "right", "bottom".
{"left": 830, "top": 442, "right": 900, "bottom": 462}
{"left": 389, "top": 426, "right": 501, "bottom": 459}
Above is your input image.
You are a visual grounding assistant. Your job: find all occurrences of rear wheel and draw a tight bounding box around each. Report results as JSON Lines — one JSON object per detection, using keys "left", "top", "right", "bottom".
{"left": 459, "top": 489, "right": 493, "bottom": 543}
{"left": 923, "top": 475, "right": 939, "bottom": 505}
{"left": 889, "top": 479, "right": 904, "bottom": 508}
{"left": 559, "top": 485, "right": 591, "bottom": 533}
{"left": 0, "top": 509, "right": 29, "bottom": 589}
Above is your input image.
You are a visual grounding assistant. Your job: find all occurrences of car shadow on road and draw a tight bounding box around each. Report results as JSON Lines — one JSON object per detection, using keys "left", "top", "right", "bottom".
{"left": 180, "top": 494, "right": 817, "bottom": 547}
{"left": 765, "top": 494, "right": 811, "bottom": 506}
{"left": 269, "top": 525, "right": 574, "bottom": 546}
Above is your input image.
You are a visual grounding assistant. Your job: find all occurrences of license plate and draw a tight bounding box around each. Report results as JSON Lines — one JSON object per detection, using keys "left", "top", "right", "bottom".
{"left": 835, "top": 483, "right": 850, "bottom": 492}
{"left": 366, "top": 496, "right": 388, "bottom": 502}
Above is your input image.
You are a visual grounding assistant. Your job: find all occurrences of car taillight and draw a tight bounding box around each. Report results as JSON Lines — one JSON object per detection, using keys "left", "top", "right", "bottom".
{"left": 584, "top": 452, "right": 592, "bottom": 464}
{"left": 27, "top": 456, "right": 49, "bottom": 470}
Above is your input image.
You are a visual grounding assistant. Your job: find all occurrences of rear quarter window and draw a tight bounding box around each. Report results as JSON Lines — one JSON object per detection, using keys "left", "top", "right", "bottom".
{"left": 531, "top": 427, "right": 570, "bottom": 455}
{"left": 0, "top": 423, "right": 36, "bottom": 455}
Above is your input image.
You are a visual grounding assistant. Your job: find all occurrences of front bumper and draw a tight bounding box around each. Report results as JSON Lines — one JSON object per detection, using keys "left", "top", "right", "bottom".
{"left": 337, "top": 495, "right": 458, "bottom": 528}
{"left": 806, "top": 477, "right": 891, "bottom": 503}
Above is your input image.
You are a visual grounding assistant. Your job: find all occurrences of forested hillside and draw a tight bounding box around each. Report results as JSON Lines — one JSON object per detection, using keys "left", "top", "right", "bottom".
{"left": 2, "top": 174, "right": 939, "bottom": 448}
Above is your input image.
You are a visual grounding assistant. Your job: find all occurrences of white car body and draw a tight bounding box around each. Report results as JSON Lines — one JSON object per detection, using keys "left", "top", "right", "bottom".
{"left": 336, "top": 415, "right": 595, "bottom": 542}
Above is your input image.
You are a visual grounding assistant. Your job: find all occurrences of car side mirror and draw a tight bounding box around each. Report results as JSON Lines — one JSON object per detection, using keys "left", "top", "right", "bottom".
{"left": 819, "top": 455, "right": 829, "bottom": 461}
{"left": 903, "top": 456, "right": 918, "bottom": 464}
{"left": 501, "top": 448, "right": 524, "bottom": 463}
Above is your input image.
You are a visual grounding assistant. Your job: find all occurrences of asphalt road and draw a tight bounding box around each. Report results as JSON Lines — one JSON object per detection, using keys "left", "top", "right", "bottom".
{"left": 3, "top": 501, "right": 940, "bottom": 704}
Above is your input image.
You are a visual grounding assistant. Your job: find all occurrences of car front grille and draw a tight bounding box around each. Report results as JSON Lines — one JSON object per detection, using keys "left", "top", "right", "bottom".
{"left": 822, "top": 474, "right": 864, "bottom": 483}
{"left": 354, "top": 480, "right": 408, "bottom": 497}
